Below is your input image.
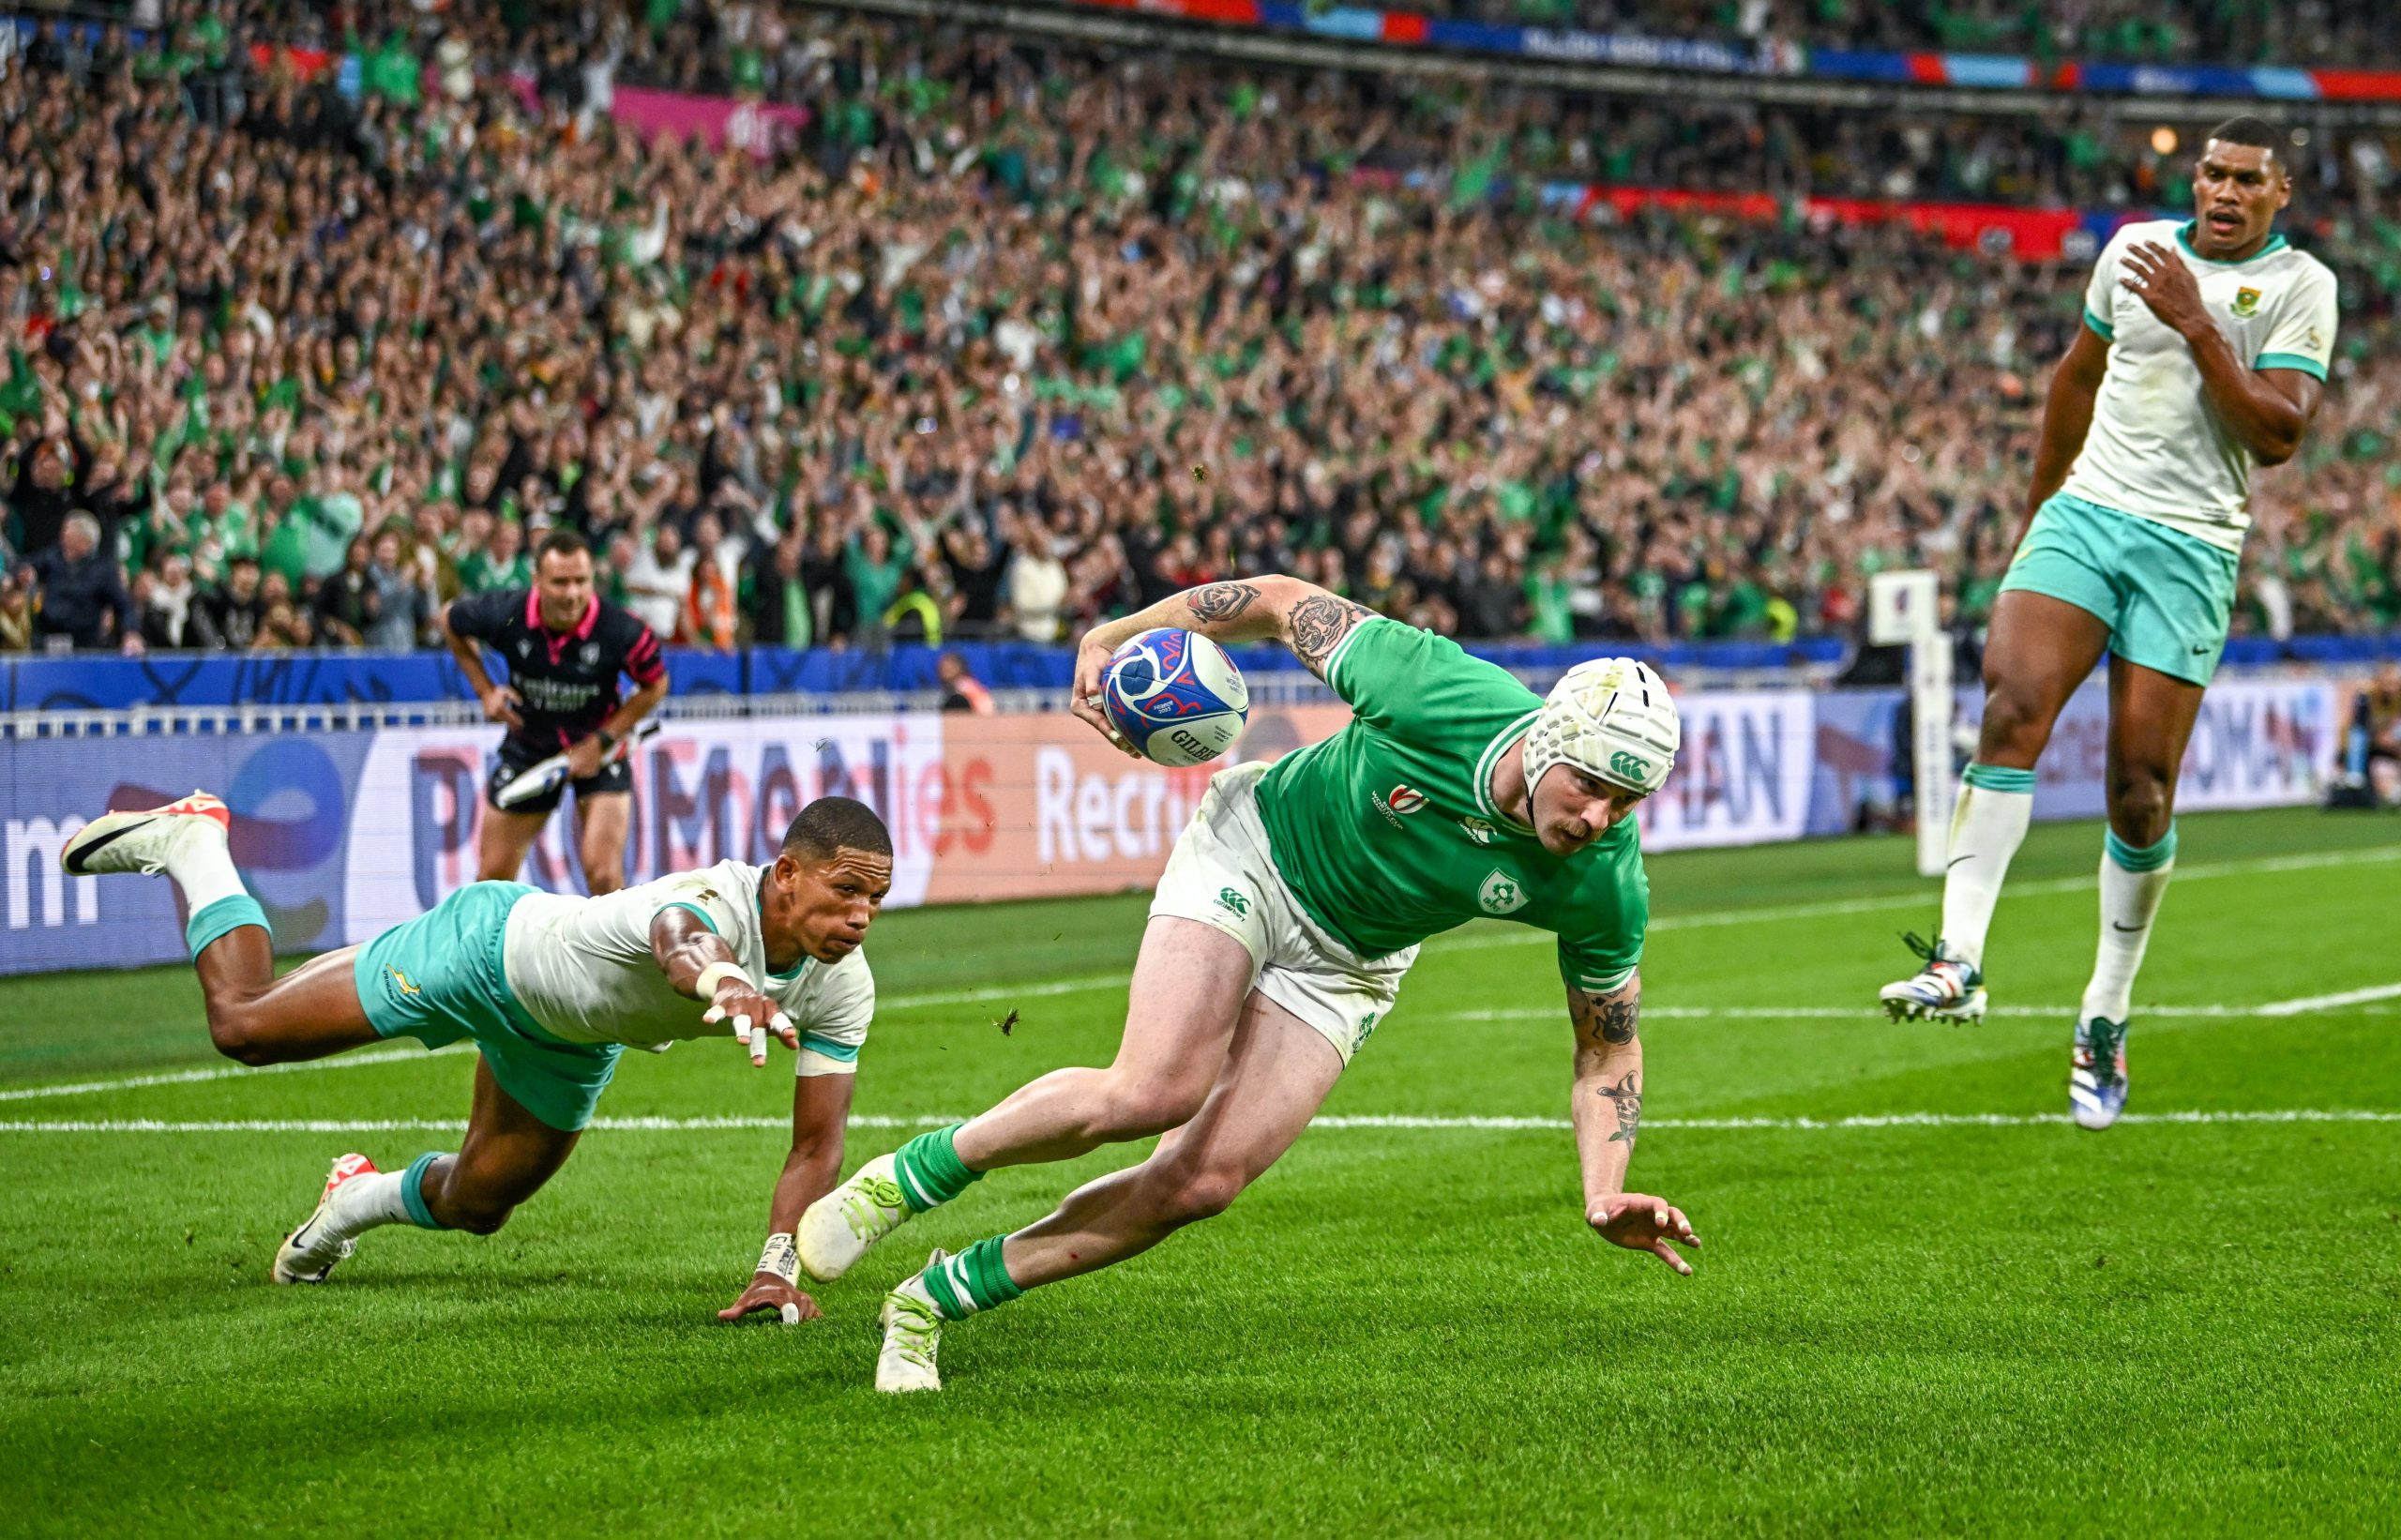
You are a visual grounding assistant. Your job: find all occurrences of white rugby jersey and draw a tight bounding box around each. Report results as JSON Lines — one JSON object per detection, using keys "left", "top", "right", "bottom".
{"left": 2062, "top": 218, "right": 2338, "bottom": 553}
{"left": 501, "top": 860, "right": 876, "bottom": 1075}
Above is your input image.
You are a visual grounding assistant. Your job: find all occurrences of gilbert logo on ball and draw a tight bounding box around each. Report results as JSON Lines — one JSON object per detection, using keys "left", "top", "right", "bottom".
{"left": 1100, "top": 627, "right": 1250, "bottom": 766}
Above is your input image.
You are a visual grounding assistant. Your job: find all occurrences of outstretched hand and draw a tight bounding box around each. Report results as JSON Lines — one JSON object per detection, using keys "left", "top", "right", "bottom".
{"left": 1588, "top": 1193, "right": 1701, "bottom": 1276}
{"left": 717, "top": 1272, "right": 821, "bottom": 1324}
{"left": 702, "top": 982, "right": 796, "bottom": 1068}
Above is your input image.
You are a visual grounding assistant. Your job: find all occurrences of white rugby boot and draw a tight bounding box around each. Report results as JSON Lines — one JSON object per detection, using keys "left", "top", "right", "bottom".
{"left": 60, "top": 790, "right": 231, "bottom": 878}
{"left": 875, "top": 1253, "right": 948, "bottom": 1394}
{"left": 797, "top": 1152, "right": 913, "bottom": 1282}
{"left": 273, "top": 1154, "right": 381, "bottom": 1285}
{"left": 2070, "top": 1017, "right": 2130, "bottom": 1132}
{"left": 1879, "top": 932, "right": 1988, "bottom": 1024}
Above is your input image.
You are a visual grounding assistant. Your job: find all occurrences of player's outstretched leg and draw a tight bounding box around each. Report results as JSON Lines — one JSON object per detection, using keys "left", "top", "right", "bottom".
{"left": 2070, "top": 658, "right": 2203, "bottom": 1130}
{"left": 873, "top": 989, "right": 1341, "bottom": 1392}
{"left": 1883, "top": 593, "right": 2108, "bottom": 1024}
{"left": 66, "top": 790, "right": 382, "bottom": 1066}
{"left": 276, "top": 1059, "right": 581, "bottom": 1281}
{"left": 799, "top": 917, "right": 1255, "bottom": 1282}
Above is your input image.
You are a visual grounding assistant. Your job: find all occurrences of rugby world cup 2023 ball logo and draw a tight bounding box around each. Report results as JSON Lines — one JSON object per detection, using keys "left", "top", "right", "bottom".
{"left": 1101, "top": 627, "right": 1251, "bottom": 767}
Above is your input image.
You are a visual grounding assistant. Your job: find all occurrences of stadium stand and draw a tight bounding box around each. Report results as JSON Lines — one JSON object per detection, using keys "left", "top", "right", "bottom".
{"left": 0, "top": 0, "right": 2395, "bottom": 659}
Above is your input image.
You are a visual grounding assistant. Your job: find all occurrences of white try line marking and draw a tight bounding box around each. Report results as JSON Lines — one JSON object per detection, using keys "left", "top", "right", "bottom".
{"left": 1, "top": 1110, "right": 2397, "bottom": 1135}
{"left": 4, "top": 842, "right": 2393, "bottom": 1106}
{"left": 1454, "top": 990, "right": 2401, "bottom": 1022}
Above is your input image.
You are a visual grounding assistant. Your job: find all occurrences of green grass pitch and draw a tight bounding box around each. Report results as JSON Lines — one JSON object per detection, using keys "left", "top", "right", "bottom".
{"left": 4, "top": 807, "right": 2398, "bottom": 1535}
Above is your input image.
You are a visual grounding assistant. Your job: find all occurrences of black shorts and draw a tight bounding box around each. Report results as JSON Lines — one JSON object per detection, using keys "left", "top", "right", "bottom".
{"left": 486, "top": 739, "right": 633, "bottom": 818}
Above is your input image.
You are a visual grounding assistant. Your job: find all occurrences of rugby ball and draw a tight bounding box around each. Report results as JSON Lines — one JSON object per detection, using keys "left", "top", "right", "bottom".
{"left": 1099, "top": 627, "right": 1249, "bottom": 767}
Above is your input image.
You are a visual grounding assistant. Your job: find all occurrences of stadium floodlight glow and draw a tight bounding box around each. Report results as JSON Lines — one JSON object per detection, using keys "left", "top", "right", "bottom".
{"left": 2152, "top": 126, "right": 2179, "bottom": 155}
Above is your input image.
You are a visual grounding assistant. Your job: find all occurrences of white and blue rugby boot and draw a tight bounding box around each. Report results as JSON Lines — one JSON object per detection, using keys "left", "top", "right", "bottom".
{"left": 2070, "top": 1018, "right": 2130, "bottom": 1131}
{"left": 1879, "top": 932, "right": 1987, "bottom": 1024}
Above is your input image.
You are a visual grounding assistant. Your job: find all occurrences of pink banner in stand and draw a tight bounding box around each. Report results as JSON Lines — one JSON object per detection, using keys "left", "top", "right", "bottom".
{"left": 504, "top": 73, "right": 810, "bottom": 158}
{"left": 605, "top": 85, "right": 810, "bottom": 156}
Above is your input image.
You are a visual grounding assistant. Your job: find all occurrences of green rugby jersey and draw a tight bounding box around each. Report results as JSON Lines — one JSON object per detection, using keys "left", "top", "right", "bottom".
{"left": 1255, "top": 617, "right": 1648, "bottom": 992}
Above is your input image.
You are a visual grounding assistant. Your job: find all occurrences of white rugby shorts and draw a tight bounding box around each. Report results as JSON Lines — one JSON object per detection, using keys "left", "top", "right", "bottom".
{"left": 1148, "top": 761, "right": 1416, "bottom": 1064}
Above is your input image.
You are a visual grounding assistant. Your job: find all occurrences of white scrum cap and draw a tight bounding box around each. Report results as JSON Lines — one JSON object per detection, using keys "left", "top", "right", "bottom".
{"left": 1521, "top": 657, "right": 1681, "bottom": 798}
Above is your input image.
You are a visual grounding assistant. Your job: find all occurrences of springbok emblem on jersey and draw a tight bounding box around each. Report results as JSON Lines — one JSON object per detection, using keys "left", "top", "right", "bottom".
{"left": 2231, "top": 286, "right": 2261, "bottom": 318}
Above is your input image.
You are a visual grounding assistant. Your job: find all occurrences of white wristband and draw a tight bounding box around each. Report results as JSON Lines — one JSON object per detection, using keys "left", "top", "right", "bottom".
{"left": 695, "top": 961, "right": 752, "bottom": 1001}
{"left": 757, "top": 1232, "right": 799, "bottom": 1284}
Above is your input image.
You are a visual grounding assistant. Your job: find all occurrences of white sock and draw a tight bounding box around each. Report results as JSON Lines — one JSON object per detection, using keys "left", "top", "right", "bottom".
{"left": 2080, "top": 826, "right": 2177, "bottom": 1023}
{"left": 325, "top": 1169, "right": 421, "bottom": 1243}
{"left": 1938, "top": 765, "right": 2035, "bottom": 971}
{"left": 164, "top": 824, "right": 249, "bottom": 912}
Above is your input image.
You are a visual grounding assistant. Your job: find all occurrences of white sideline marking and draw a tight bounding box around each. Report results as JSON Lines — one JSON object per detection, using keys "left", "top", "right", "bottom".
{"left": 4, "top": 841, "right": 2392, "bottom": 1105}
{"left": 0, "top": 1043, "right": 474, "bottom": 1104}
{"left": 1449, "top": 842, "right": 2401, "bottom": 949}
{"left": 2253, "top": 982, "right": 2401, "bottom": 1016}
{"left": 1, "top": 1110, "right": 2396, "bottom": 1135}
{"left": 1454, "top": 987, "right": 2401, "bottom": 1022}
{"left": 879, "top": 974, "right": 1125, "bottom": 1011}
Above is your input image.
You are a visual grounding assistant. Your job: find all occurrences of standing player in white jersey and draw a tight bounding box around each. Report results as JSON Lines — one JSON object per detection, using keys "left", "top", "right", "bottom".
{"left": 798, "top": 574, "right": 1695, "bottom": 1393}
{"left": 60, "top": 793, "right": 891, "bottom": 1322}
{"left": 1880, "top": 117, "right": 2339, "bottom": 1129}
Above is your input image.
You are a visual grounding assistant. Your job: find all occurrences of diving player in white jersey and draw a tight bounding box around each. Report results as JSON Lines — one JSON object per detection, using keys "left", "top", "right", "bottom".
{"left": 61, "top": 792, "right": 892, "bottom": 1321}
{"left": 1880, "top": 116, "right": 2339, "bottom": 1130}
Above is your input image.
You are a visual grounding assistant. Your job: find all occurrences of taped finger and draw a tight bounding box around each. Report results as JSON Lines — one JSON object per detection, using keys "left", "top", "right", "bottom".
{"left": 778, "top": 1302, "right": 802, "bottom": 1324}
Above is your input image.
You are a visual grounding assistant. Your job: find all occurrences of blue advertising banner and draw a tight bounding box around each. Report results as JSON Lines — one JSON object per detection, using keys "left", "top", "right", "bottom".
{"left": 0, "top": 732, "right": 372, "bottom": 974}
{"left": 1, "top": 638, "right": 1852, "bottom": 712}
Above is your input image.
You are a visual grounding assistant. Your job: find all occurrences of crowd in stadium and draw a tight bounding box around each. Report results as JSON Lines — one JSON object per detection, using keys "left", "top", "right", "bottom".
{"left": 0, "top": 0, "right": 2395, "bottom": 657}
{"left": 1373, "top": 0, "right": 2399, "bottom": 71}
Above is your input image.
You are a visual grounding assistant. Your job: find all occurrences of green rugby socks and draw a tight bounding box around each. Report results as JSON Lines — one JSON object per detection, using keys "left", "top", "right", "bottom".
{"left": 919, "top": 1235, "right": 1025, "bottom": 1322}
{"left": 892, "top": 1125, "right": 983, "bottom": 1215}
{"left": 1940, "top": 763, "right": 2035, "bottom": 969}
{"left": 2084, "top": 824, "right": 2177, "bottom": 1022}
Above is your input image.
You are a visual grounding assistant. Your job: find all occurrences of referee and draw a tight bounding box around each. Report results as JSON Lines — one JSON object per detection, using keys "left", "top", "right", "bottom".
{"left": 442, "top": 530, "right": 669, "bottom": 894}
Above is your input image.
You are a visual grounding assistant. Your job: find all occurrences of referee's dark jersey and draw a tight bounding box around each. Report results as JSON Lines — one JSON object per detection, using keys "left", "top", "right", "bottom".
{"left": 448, "top": 588, "right": 666, "bottom": 758}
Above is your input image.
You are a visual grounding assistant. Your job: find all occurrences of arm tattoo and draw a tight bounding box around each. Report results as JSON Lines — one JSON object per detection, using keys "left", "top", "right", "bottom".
{"left": 1185, "top": 581, "right": 1261, "bottom": 625}
{"left": 1600, "top": 1070, "right": 1641, "bottom": 1146}
{"left": 1287, "top": 595, "right": 1372, "bottom": 676}
{"left": 1565, "top": 985, "right": 1642, "bottom": 1047}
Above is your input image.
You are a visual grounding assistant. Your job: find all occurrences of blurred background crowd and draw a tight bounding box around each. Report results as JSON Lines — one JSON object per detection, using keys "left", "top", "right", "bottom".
{"left": 0, "top": 0, "right": 2395, "bottom": 658}
{"left": 1329, "top": 0, "right": 2401, "bottom": 71}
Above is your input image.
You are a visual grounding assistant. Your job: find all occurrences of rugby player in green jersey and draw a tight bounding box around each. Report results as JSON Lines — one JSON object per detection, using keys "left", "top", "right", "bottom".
{"left": 800, "top": 576, "right": 1696, "bottom": 1392}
